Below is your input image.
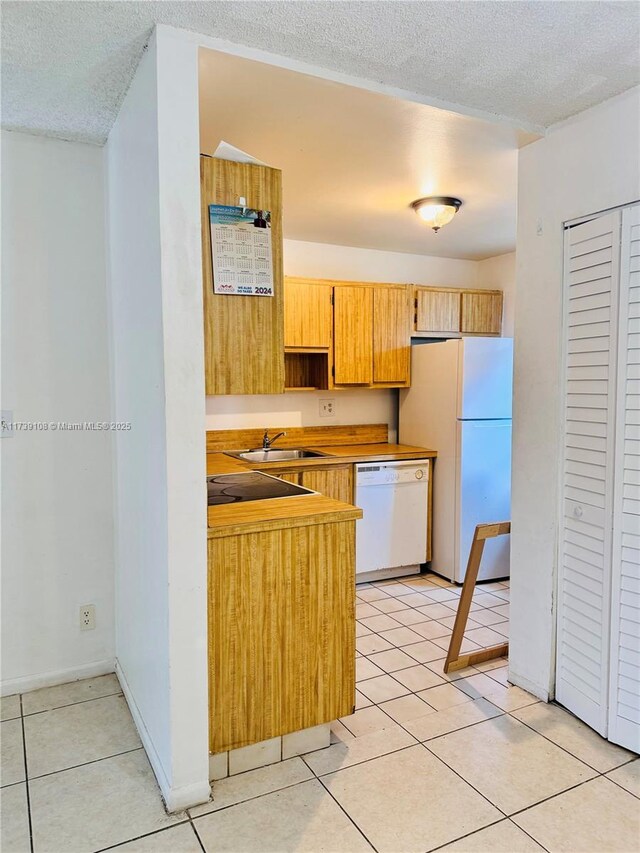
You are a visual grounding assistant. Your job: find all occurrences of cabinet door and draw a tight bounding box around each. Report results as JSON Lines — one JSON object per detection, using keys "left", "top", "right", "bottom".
{"left": 266, "top": 470, "right": 301, "bottom": 485}
{"left": 284, "top": 281, "right": 332, "bottom": 348}
{"left": 373, "top": 287, "right": 412, "bottom": 384}
{"left": 460, "top": 292, "right": 503, "bottom": 335}
{"left": 301, "top": 467, "right": 353, "bottom": 504}
{"left": 416, "top": 289, "right": 461, "bottom": 333}
{"left": 333, "top": 287, "right": 373, "bottom": 384}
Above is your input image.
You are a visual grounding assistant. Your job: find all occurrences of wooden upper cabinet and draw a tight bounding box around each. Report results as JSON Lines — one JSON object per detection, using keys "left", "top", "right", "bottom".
{"left": 416, "top": 289, "right": 461, "bottom": 333}
{"left": 461, "top": 291, "right": 503, "bottom": 335}
{"left": 284, "top": 279, "right": 332, "bottom": 349}
{"left": 333, "top": 286, "right": 373, "bottom": 385}
{"left": 201, "top": 156, "right": 284, "bottom": 395}
{"left": 373, "top": 287, "right": 412, "bottom": 384}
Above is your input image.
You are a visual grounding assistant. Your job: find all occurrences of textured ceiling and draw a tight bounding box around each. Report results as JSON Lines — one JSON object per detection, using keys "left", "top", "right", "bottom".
{"left": 200, "top": 50, "right": 518, "bottom": 260}
{"left": 2, "top": 1, "right": 639, "bottom": 145}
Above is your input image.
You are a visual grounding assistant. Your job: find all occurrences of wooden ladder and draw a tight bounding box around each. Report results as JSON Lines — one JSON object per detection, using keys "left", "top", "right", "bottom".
{"left": 444, "top": 521, "right": 511, "bottom": 673}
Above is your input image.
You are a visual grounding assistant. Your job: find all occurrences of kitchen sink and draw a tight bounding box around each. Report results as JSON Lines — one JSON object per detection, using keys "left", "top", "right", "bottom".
{"left": 225, "top": 448, "right": 327, "bottom": 462}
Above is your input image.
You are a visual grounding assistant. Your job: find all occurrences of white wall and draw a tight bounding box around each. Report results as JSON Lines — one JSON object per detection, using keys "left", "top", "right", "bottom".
{"left": 206, "top": 389, "right": 398, "bottom": 438}
{"left": 477, "top": 252, "right": 516, "bottom": 337}
{"left": 107, "top": 28, "right": 209, "bottom": 811}
{"left": 1, "top": 131, "right": 115, "bottom": 694}
{"left": 206, "top": 240, "right": 481, "bottom": 440}
{"left": 511, "top": 87, "right": 640, "bottom": 700}
{"left": 283, "top": 239, "right": 479, "bottom": 286}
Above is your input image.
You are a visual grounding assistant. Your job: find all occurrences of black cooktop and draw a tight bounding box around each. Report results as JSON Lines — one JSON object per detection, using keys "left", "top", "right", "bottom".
{"left": 207, "top": 471, "right": 315, "bottom": 506}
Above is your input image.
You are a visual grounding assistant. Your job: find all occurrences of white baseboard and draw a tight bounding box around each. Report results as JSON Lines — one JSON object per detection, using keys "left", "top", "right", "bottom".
{"left": 508, "top": 669, "right": 550, "bottom": 702}
{"left": 1, "top": 658, "right": 115, "bottom": 697}
{"left": 115, "top": 661, "right": 211, "bottom": 814}
{"left": 164, "top": 779, "right": 212, "bottom": 813}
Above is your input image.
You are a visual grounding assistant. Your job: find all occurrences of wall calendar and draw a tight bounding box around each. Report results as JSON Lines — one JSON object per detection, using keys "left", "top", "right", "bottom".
{"left": 209, "top": 204, "right": 274, "bottom": 296}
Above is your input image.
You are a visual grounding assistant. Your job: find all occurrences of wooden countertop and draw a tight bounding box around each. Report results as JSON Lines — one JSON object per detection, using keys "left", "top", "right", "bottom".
{"left": 306, "top": 442, "right": 436, "bottom": 461}
{"left": 206, "top": 441, "right": 434, "bottom": 533}
{"left": 208, "top": 494, "right": 362, "bottom": 537}
{"left": 206, "top": 442, "right": 436, "bottom": 476}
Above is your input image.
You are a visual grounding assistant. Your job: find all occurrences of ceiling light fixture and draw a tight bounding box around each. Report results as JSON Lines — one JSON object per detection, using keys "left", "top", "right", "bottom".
{"left": 411, "top": 196, "right": 463, "bottom": 233}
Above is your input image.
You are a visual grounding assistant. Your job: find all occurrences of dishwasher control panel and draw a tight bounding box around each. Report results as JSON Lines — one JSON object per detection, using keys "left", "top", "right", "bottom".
{"left": 356, "top": 462, "right": 429, "bottom": 485}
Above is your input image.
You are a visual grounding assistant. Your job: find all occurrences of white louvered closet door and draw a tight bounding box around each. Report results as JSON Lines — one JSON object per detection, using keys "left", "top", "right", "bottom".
{"left": 557, "top": 211, "right": 621, "bottom": 736}
{"left": 608, "top": 203, "right": 640, "bottom": 752}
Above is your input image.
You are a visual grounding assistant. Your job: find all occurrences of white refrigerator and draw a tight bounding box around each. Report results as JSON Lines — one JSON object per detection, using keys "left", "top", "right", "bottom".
{"left": 399, "top": 337, "right": 513, "bottom": 583}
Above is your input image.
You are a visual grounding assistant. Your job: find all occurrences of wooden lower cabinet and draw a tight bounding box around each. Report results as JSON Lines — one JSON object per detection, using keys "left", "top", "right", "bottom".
{"left": 208, "top": 520, "right": 356, "bottom": 753}
{"left": 267, "top": 470, "right": 301, "bottom": 485}
{"left": 300, "top": 466, "right": 353, "bottom": 503}
{"left": 266, "top": 464, "right": 353, "bottom": 503}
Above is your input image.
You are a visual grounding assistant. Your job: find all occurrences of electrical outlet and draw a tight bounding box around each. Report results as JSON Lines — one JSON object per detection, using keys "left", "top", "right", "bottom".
{"left": 79, "top": 604, "right": 96, "bottom": 631}
{"left": 319, "top": 398, "right": 336, "bottom": 418}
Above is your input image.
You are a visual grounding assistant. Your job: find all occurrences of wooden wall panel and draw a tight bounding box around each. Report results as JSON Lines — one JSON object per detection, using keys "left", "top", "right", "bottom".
{"left": 373, "top": 286, "right": 412, "bottom": 384}
{"left": 416, "top": 289, "right": 461, "bottom": 333}
{"left": 201, "top": 156, "right": 284, "bottom": 395}
{"left": 333, "top": 286, "right": 373, "bottom": 384}
{"left": 460, "top": 291, "right": 503, "bottom": 335}
{"left": 208, "top": 521, "right": 356, "bottom": 753}
{"left": 205, "top": 423, "right": 388, "bottom": 452}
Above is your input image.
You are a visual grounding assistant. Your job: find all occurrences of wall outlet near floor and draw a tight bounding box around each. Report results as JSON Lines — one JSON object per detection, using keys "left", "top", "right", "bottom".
{"left": 319, "top": 398, "right": 336, "bottom": 418}
{"left": 79, "top": 604, "right": 96, "bottom": 631}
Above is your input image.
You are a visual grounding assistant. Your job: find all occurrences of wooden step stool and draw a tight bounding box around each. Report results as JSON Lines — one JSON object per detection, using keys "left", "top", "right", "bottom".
{"left": 444, "top": 521, "right": 511, "bottom": 673}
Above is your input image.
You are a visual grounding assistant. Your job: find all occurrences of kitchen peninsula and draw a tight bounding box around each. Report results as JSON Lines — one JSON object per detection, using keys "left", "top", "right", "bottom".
{"left": 206, "top": 424, "right": 435, "bottom": 775}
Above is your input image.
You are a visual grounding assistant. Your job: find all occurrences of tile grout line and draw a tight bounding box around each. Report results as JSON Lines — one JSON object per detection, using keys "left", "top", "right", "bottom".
{"left": 507, "top": 773, "right": 608, "bottom": 821}
{"left": 355, "top": 645, "right": 509, "bottom": 696}
{"left": 361, "top": 582, "right": 509, "bottom": 614}
{"left": 26, "top": 746, "right": 144, "bottom": 784}
{"left": 18, "top": 694, "right": 35, "bottom": 853}
{"left": 505, "top": 816, "right": 553, "bottom": 853}
{"left": 301, "top": 755, "right": 382, "bottom": 853}
{"left": 505, "top": 704, "right": 636, "bottom": 777}
{"left": 94, "top": 817, "right": 192, "bottom": 852}
{"left": 377, "top": 702, "right": 517, "bottom": 824}
{"left": 187, "top": 771, "right": 319, "bottom": 820}
{"left": 423, "top": 816, "right": 512, "bottom": 853}
{"left": 191, "top": 764, "right": 380, "bottom": 853}
{"left": 419, "top": 741, "right": 511, "bottom": 821}
{"left": 188, "top": 816, "right": 208, "bottom": 853}
{"left": 602, "top": 767, "right": 640, "bottom": 801}
{"left": 22, "top": 689, "right": 124, "bottom": 718}
{"left": 310, "top": 739, "right": 421, "bottom": 779}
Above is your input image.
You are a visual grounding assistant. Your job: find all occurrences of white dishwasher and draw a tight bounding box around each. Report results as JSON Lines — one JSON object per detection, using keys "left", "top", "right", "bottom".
{"left": 355, "top": 460, "right": 429, "bottom": 582}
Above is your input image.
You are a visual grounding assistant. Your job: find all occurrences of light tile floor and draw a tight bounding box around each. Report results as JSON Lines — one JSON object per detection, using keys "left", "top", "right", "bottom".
{"left": 1, "top": 573, "right": 638, "bottom": 852}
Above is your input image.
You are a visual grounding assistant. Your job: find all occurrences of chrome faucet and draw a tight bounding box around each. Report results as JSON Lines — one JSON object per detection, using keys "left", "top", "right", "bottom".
{"left": 262, "top": 429, "right": 286, "bottom": 450}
